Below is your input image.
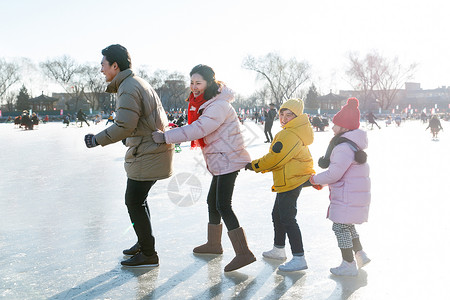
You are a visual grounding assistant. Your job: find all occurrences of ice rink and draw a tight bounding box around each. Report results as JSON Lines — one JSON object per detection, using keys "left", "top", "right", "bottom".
{"left": 1, "top": 117, "right": 448, "bottom": 299}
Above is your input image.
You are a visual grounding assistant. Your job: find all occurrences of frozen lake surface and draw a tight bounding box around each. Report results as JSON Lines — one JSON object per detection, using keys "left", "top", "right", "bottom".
{"left": 0, "top": 118, "right": 448, "bottom": 299}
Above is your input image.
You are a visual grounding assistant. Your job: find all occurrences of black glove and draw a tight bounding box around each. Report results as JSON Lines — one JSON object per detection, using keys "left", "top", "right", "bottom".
{"left": 84, "top": 134, "right": 98, "bottom": 148}
{"left": 245, "top": 163, "right": 254, "bottom": 171}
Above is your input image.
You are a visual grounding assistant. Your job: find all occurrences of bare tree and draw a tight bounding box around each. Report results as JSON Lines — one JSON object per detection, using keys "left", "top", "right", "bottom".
{"left": 40, "top": 55, "right": 86, "bottom": 110}
{"left": 0, "top": 59, "right": 20, "bottom": 104}
{"left": 4, "top": 91, "right": 17, "bottom": 111}
{"left": 136, "top": 67, "right": 169, "bottom": 89}
{"left": 158, "top": 72, "right": 189, "bottom": 110}
{"left": 141, "top": 70, "right": 188, "bottom": 110}
{"left": 132, "top": 67, "right": 189, "bottom": 110}
{"left": 242, "top": 52, "right": 311, "bottom": 106}
{"left": 136, "top": 66, "right": 153, "bottom": 84}
{"left": 346, "top": 52, "right": 381, "bottom": 109}
{"left": 374, "top": 56, "right": 417, "bottom": 109}
{"left": 148, "top": 69, "right": 170, "bottom": 90}
{"left": 252, "top": 85, "right": 272, "bottom": 107}
{"left": 82, "top": 64, "right": 107, "bottom": 110}
{"left": 232, "top": 93, "right": 248, "bottom": 109}
{"left": 346, "top": 51, "right": 416, "bottom": 110}
{"left": 16, "top": 58, "right": 43, "bottom": 97}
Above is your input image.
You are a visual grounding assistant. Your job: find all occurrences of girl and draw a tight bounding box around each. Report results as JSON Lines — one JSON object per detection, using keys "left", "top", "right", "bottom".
{"left": 152, "top": 64, "right": 256, "bottom": 272}
{"left": 310, "top": 97, "right": 371, "bottom": 276}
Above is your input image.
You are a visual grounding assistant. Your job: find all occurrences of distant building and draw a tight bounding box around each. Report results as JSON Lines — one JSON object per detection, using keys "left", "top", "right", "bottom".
{"left": 316, "top": 90, "right": 346, "bottom": 110}
{"left": 403, "top": 83, "right": 450, "bottom": 112}
{"left": 337, "top": 82, "right": 450, "bottom": 113}
{"left": 28, "top": 92, "right": 59, "bottom": 111}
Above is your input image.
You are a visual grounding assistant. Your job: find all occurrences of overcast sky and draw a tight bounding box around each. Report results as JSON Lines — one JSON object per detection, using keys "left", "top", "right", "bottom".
{"left": 1, "top": 0, "right": 449, "bottom": 97}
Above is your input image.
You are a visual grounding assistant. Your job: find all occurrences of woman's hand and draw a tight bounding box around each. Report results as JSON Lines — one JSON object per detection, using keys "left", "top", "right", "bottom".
{"left": 152, "top": 130, "right": 166, "bottom": 144}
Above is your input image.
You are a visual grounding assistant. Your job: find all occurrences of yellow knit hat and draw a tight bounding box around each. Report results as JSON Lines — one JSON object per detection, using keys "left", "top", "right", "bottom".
{"left": 279, "top": 99, "right": 304, "bottom": 116}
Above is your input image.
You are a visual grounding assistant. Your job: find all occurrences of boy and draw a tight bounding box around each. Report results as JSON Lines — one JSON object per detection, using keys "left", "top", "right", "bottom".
{"left": 246, "top": 99, "right": 315, "bottom": 271}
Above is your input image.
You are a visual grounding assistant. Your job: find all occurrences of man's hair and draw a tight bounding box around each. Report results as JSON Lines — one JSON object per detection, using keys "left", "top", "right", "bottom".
{"left": 101, "top": 44, "right": 132, "bottom": 71}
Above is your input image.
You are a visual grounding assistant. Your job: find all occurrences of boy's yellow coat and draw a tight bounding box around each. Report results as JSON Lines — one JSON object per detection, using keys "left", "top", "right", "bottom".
{"left": 251, "top": 113, "right": 315, "bottom": 192}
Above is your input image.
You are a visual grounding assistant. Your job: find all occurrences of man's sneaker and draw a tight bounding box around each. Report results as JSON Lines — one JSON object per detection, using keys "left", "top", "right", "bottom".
{"left": 121, "top": 252, "right": 159, "bottom": 268}
{"left": 330, "top": 260, "right": 358, "bottom": 276}
{"left": 262, "top": 246, "right": 287, "bottom": 260}
{"left": 123, "top": 242, "right": 140, "bottom": 256}
{"left": 278, "top": 256, "right": 308, "bottom": 272}
{"left": 355, "top": 250, "right": 371, "bottom": 269}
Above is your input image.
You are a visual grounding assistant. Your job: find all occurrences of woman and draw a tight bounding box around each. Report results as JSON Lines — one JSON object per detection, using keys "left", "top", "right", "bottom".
{"left": 152, "top": 64, "right": 255, "bottom": 272}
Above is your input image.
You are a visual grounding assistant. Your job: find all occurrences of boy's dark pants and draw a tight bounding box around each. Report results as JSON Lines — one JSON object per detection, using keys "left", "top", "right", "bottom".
{"left": 125, "top": 178, "right": 157, "bottom": 256}
{"left": 272, "top": 185, "right": 304, "bottom": 255}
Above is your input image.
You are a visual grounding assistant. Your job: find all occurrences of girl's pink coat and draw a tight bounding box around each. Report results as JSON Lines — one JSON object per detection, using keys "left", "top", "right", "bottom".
{"left": 312, "top": 129, "right": 371, "bottom": 224}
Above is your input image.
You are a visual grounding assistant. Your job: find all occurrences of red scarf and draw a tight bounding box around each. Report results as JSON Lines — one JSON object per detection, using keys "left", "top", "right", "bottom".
{"left": 187, "top": 92, "right": 207, "bottom": 148}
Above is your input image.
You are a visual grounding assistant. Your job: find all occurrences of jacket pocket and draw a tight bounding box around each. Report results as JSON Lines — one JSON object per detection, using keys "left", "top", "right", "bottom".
{"left": 273, "top": 167, "right": 287, "bottom": 188}
{"left": 205, "top": 152, "right": 230, "bottom": 175}
{"left": 330, "top": 181, "right": 345, "bottom": 204}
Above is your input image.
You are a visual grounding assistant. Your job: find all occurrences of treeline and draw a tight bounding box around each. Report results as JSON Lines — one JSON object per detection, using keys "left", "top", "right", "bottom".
{"left": 0, "top": 51, "right": 416, "bottom": 112}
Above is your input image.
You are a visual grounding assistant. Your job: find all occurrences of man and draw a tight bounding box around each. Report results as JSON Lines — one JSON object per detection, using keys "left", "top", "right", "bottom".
{"left": 264, "top": 103, "right": 277, "bottom": 143}
{"left": 84, "top": 44, "right": 173, "bottom": 267}
{"left": 366, "top": 111, "right": 381, "bottom": 129}
{"left": 77, "top": 109, "right": 90, "bottom": 127}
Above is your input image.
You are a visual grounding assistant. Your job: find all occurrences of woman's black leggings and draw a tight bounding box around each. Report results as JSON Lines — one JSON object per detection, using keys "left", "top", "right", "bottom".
{"left": 206, "top": 171, "right": 240, "bottom": 231}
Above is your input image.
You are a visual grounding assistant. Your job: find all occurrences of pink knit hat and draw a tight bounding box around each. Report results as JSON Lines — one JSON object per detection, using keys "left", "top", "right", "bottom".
{"left": 332, "top": 97, "right": 360, "bottom": 130}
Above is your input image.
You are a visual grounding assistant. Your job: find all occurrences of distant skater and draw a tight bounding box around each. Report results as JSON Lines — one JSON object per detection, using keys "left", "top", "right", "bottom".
{"left": 246, "top": 99, "right": 316, "bottom": 272}
{"left": 14, "top": 115, "right": 21, "bottom": 127}
{"left": 385, "top": 115, "right": 392, "bottom": 127}
{"left": 20, "top": 110, "right": 33, "bottom": 130}
{"left": 264, "top": 103, "right": 277, "bottom": 143}
{"left": 394, "top": 115, "right": 401, "bottom": 127}
{"left": 366, "top": 111, "right": 380, "bottom": 129}
{"left": 310, "top": 97, "right": 371, "bottom": 276}
{"left": 77, "top": 109, "right": 90, "bottom": 127}
{"left": 106, "top": 110, "right": 116, "bottom": 125}
{"left": 31, "top": 113, "right": 39, "bottom": 126}
{"left": 84, "top": 44, "right": 173, "bottom": 268}
{"left": 63, "top": 115, "right": 70, "bottom": 127}
{"left": 425, "top": 114, "right": 443, "bottom": 139}
{"left": 421, "top": 111, "right": 428, "bottom": 123}
{"left": 152, "top": 64, "right": 256, "bottom": 272}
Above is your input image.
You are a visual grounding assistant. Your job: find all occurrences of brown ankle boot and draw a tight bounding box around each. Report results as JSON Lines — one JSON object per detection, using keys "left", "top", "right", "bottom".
{"left": 224, "top": 227, "right": 256, "bottom": 272}
{"left": 193, "top": 223, "right": 223, "bottom": 254}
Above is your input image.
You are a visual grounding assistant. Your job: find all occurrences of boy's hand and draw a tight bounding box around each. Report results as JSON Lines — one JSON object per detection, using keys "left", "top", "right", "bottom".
{"left": 245, "top": 163, "right": 254, "bottom": 171}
